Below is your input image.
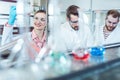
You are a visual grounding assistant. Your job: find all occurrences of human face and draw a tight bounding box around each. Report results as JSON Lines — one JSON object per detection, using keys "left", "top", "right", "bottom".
{"left": 34, "top": 12, "right": 46, "bottom": 30}
{"left": 105, "top": 15, "right": 119, "bottom": 31}
{"left": 69, "top": 14, "right": 79, "bottom": 31}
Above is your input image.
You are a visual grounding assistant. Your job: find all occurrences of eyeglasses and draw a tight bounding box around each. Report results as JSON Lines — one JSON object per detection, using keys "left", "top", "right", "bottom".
{"left": 34, "top": 17, "right": 46, "bottom": 22}
{"left": 69, "top": 20, "right": 78, "bottom": 24}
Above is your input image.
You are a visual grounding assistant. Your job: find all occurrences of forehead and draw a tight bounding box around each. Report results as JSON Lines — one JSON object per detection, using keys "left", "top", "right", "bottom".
{"left": 70, "top": 14, "right": 79, "bottom": 21}
{"left": 107, "top": 15, "right": 118, "bottom": 22}
{"left": 34, "top": 12, "right": 46, "bottom": 18}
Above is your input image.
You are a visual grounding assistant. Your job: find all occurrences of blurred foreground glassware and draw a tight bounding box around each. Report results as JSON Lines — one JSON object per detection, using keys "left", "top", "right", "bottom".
{"left": 72, "top": 48, "right": 90, "bottom": 61}
{"left": 0, "top": 39, "right": 25, "bottom": 69}
{"left": 40, "top": 50, "right": 71, "bottom": 78}
{"left": 89, "top": 46, "right": 105, "bottom": 56}
{"left": 0, "top": 63, "right": 45, "bottom": 80}
{"left": 0, "top": 33, "right": 39, "bottom": 69}
{"left": 90, "top": 55, "right": 105, "bottom": 64}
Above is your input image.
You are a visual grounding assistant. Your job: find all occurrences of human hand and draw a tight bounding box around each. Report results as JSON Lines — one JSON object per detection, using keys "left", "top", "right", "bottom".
{"left": 8, "top": 6, "right": 16, "bottom": 25}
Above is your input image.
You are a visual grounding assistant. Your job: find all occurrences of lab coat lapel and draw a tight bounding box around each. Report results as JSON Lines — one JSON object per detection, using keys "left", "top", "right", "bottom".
{"left": 105, "top": 26, "right": 120, "bottom": 44}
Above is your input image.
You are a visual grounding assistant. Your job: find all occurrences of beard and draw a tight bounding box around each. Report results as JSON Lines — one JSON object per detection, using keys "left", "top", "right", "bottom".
{"left": 72, "top": 26, "right": 79, "bottom": 31}
{"left": 105, "top": 25, "right": 116, "bottom": 31}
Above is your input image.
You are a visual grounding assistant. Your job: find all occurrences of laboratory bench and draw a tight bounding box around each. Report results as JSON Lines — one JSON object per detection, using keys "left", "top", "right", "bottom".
{"left": 46, "top": 43, "right": 120, "bottom": 80}
{"left": 0, "top": 42, "right": 120, "bottom": 80}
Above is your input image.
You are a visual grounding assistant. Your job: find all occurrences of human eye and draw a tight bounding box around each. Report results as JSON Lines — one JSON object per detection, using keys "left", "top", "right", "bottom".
{"left": 108, "top": 21, "right": 111, "bottom": 23}
{"left": 34, "top": 17, "right": 38, "bottom": 20}
{"left": 41, "top": 18, "right": 46, "bottom": 22}
{"left": 113, "top": 22, "right": 117, "bottom": 25}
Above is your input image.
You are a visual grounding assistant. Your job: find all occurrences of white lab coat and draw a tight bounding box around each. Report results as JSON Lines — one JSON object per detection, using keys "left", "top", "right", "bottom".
{"left": 1, "top": 25, "right": 13, "bottom": 45}
{"left": 1, "top": 25, "right": 36, "bottom": 66}
{"left": 94, "top": 25, "right": 120, "bottom": 45}
{"left": 48, "top": 21, "right": 94, "bottom": 52}
{"left": 1, "top": 25, "right": 31, "bottom": 46}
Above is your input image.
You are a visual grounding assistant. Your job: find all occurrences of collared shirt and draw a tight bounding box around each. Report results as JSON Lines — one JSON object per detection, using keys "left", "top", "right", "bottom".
{"left": 31, "top": 30, "right": 46, "bottom": 53}
{"left": 103, "top": 27, "right": 111, "bottom": 39}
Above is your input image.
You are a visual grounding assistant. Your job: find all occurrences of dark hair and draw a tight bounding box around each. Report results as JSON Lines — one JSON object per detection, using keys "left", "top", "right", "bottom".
{"left": 66, "top": 5, "right": 79, "bottom": 19}
{"left": 34, "top": 10, "right": 46, "bottom": 16}
{"left": 106, "top": 9, "right": 120, "bottom": 21}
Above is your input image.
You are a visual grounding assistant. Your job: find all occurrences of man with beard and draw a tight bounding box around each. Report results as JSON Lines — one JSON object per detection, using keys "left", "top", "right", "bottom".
{"left": 48, "top": 5, "right": 94, "bottom": 52}
{"left": 94, "top": 9, "right": 120, "bottom": 45}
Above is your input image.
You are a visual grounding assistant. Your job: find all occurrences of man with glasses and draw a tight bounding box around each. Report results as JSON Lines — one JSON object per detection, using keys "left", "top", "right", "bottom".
{"left": 94, "top": 9, "right": 120, "bottom": 45}
{"left": 50, "top": 5, "right": 93, "bottom": 52}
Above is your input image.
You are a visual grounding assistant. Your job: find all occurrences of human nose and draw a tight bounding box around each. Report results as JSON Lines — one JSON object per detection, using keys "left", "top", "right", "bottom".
{"left": 110, "top": 23, "right": 114, "bottom": 26}
{"left": 37, "top": 19, "right": 42, "bottom": 23}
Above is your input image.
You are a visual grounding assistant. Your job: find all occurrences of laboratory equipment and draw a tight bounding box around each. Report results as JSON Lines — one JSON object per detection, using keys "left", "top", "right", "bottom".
{"left": 89, "top": 46, "right": 105, "bottom": 56}
{"left": 42, "top": 50, "right": 71, "bottom": 77}
{"left": 72, "top": 48, "right": 90, "bottom": 61}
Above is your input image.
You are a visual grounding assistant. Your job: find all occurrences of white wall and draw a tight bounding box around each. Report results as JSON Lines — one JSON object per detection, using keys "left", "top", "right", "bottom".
{"left": 0, "top": 16, "right": 8, "bottom": 25}
{"left": 59, "top": 0, "right": 120, "bottom": 11}
{"left": 0, "top": 1, "right": 16, "bottom": 14}
{"left": 92, "top": 0, "right": 120, "bottom": 10}
{"left": 0, "top": 1, "right": 16, "bottom": 25}
{"left": 59, "top": 0, "right": 91, "bottom": 11}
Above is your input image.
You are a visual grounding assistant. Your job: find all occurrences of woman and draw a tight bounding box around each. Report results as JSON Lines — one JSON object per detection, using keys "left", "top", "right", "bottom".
{"left": 30, "top": 9, "right": 47, "bottom": 53}
{"left": 1, "top": 6, "right": 47, "bottom": 60}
